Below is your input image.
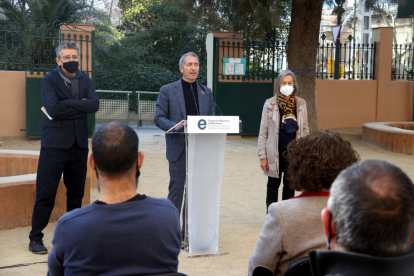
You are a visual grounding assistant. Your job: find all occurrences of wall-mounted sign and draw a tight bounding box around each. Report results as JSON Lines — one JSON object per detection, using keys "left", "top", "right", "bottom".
{"left": 223, "top": 58, "right": 246, "bottom": 75}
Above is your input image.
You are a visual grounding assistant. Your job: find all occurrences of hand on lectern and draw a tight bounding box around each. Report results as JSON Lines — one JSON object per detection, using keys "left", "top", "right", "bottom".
{"left": 174, "top": 121, "right": 187, "bottom": 131}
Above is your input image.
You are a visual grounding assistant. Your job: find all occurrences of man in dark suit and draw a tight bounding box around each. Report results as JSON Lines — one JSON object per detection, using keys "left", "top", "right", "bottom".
{"left": 28, "top": 41, "right": 99, "bottom": 254}
{"left": 154, "top": 52, "right": 215, "bottom": 240}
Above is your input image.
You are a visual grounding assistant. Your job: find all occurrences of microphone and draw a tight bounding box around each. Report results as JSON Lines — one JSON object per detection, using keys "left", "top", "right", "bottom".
{"left": 190, "top": 83, "right": 200, "bottom": 116}
{"left": 196, "top": 82, "right": 223, "bottom": 116}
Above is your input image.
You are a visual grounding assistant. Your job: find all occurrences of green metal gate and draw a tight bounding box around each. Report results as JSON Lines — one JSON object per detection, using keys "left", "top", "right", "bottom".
{"left": 0, "top": 26, "right": 95, "bottom": 138}
{"left": 212, "top": 35, "right": 286, "bottom": 135}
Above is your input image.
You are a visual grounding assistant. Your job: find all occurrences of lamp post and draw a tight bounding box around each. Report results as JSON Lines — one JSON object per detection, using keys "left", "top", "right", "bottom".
{"left": 334, "top": 5, "right": 345, "bottom": 79}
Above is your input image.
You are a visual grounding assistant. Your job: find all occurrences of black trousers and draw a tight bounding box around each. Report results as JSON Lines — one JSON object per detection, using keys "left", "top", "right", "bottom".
{"left": 167, "top": 149, "right": 187, "bottom": 241}
{"left": 266, "top": 150, "right": 295, "bottom": 212}
{"left": 29, "top": 143, "right": 88, "bottom": 241}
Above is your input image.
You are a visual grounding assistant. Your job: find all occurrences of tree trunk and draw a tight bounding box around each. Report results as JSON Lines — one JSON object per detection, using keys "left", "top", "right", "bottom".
{"left": 109, "top": 0, "right": 115, "bottom": 24}
{"left": 381, "top": 13, "right": 398, "bottom": 57}
{"left": 392, "top": 15, "right": 397, "bottom": 58}
{"left": 287, "top": 0, "right": 324, "bottom": 131}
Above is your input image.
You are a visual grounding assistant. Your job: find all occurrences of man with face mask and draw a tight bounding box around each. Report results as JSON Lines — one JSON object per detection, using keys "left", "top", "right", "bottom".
{"left": 28, "top": 42, "right": 99, "bottom": 254}
{"left": 47, "top": 122, "right": 181, "bottom": 276}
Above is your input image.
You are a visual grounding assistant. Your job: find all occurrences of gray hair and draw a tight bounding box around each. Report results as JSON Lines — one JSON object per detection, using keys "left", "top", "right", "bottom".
{"left": 328, "top": 159, "right": 414, "bottom": 257}
{"left": 179, "top": 52, "right": 199, "bottom": 68}
{"left": 55, "top": 41, "right": 80, "bottom": 57}
{"left": 274, "top": 69, "right": 298, "bottom": 96}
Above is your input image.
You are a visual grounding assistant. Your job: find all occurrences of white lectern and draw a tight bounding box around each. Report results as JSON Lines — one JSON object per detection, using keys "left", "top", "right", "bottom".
{"left": 167, "top": 116, "right": 239, "bottom": 258}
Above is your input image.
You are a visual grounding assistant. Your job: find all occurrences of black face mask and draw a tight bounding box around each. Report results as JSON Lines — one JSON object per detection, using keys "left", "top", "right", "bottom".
{"left": 61, "top": 61, "right": 79, "bottom": 73}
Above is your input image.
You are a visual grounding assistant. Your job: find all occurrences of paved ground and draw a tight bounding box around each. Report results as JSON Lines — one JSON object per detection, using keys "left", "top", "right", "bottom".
{"left": 1, "top": 128, "right": 414, "bottom": 275}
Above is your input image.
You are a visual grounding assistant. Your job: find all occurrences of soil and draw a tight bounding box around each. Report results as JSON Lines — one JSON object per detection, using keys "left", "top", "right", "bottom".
{"left": 1, "top": 133, "right": 413, "bottom": 276}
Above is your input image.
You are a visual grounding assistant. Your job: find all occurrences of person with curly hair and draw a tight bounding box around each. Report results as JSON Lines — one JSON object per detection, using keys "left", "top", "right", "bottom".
{"left": 249, "top": 130, "right": 360, "bottom": 276}
{"left": 258, "top": 70, "right": 309, "bottom": 212}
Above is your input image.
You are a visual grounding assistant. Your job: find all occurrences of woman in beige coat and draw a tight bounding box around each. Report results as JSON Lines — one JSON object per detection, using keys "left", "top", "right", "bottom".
{"left": 249, "top": 131, "right": 360, "bottom": 276}
{"left": 258, "top": 70, "right": 309, "bottom": 211}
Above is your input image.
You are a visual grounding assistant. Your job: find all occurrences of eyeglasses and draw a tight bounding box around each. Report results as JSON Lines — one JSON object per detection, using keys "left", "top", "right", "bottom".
{"left": 59, "top": 55, "right": 79, "bottom": 62}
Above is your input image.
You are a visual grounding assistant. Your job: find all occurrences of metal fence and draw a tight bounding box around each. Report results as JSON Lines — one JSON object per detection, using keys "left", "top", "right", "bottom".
{"left": 0, "top": 27, "right": 94, "bottom": 76}
{"left": 136, "top": 91, "right": 159, "bottom": 130}
{"left": 218, "top": 36, "right": 287, "bottom": 81}
{"left": 96, "top": 90, "right": 159, "bottom": 128}
{"left": 218, "top": 34, "right": 376, "bottom": 81}
{"left": 96, "top": 90, "right": 133, "bottom": 124}
{"left": 0, "top": 29, "right": 29, "bottom": 71}
{"left": 316, "top": 34, "right": 376, "bottom": 80}
{"left": 391, "top": 41, "right": 414, "bottom": 81}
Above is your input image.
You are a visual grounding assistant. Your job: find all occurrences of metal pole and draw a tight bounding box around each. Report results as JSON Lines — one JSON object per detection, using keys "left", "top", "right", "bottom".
{"left": 271, "top": 29, "right": 275, "bottom": 89}
{"left": 184, "top": 122, "right": 189, "bottom": 251}
{"left": 127, "top": 92, "right": 130, "bottom": 125}
{"left": 136, "top": 92, "right": 140, "bottom": 130}
{"left": 334, "top": 14, "right": 342, "bottom": 79}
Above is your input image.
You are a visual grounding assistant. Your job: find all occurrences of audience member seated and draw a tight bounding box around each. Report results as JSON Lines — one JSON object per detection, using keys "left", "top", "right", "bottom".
{"left": 47, "top": 122, "right": 181, "bottom": 276}
{"left": 248, "top": 131, "right": 359, "bottom": 276}
{"left": 309, "top": 159, "right": 414, "bottom": 276}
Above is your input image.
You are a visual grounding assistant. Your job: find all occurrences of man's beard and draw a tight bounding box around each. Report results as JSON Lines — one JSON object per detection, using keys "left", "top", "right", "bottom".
{"left": 135, "top": 169, "right": 140, "bottom": 189}
{"left": 96, "top": 169, "right": 140, "bottom": 192}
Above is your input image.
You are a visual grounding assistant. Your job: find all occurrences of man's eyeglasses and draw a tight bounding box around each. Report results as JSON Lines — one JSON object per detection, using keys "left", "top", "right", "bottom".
{"left": 59, "top": 55, "right": 79, "bottom": 62}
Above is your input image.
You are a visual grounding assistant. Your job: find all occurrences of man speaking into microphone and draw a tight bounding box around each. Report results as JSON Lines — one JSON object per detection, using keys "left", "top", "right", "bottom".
{"left": 154, "top": 52, "right": 215, "bottom": 240}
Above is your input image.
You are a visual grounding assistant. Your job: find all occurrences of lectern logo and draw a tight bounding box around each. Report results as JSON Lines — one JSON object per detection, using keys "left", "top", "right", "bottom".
{"left": 198, "top": 119, "right": 207, "bottom": 130}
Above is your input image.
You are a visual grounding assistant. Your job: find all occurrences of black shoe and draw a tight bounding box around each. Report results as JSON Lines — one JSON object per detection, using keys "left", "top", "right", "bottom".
{"left": 28, "top": 240, "right": 48, "bottom": 254}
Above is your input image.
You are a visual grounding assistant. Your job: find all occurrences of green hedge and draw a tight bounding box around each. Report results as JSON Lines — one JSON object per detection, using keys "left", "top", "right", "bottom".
{"left": 95, "top": 64, "right": 207, "bottom": 111}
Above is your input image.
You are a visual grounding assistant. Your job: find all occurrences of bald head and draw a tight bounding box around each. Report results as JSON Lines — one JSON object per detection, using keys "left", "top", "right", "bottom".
{"left": 92, "top": 122, "right": 139, "bottom": 178}
{"left": 328, "top": 159, "right": 414, "bottom": 257}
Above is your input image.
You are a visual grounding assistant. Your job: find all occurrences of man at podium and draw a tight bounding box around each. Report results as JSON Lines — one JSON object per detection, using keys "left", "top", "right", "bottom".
{"left": 154, "top": 52, "right": 215, "bottom": 240}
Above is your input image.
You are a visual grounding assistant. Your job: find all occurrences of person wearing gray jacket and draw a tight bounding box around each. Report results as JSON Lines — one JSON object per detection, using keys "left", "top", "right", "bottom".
{"left": 154, "top": 52, "right": 215, "bottom": 241}
{"left": 258, "top": 70, "right": 309, "bottom": 211}
{"left": 250, "top": 131, "right": 360, "bottom": 276}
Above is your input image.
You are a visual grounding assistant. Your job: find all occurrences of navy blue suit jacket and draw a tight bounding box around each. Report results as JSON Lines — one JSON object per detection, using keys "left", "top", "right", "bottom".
{"left": 41, "top": 69, "right": 99, "bottom": 149}
{"left": 154, "top": 79, "right": 215, "bottom": 163}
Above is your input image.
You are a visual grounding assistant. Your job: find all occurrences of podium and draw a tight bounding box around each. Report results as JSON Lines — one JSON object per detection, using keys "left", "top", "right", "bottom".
{"left": 167, "top": 116, "right": 239, "bottom": 258}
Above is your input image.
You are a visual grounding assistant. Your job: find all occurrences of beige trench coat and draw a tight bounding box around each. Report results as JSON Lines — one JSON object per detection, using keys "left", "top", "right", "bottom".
{"left": 248, "top": 196, "right": 328, "bottom": 276}
{"left": 258, "top": 95, "right": 309, "bottom": 178}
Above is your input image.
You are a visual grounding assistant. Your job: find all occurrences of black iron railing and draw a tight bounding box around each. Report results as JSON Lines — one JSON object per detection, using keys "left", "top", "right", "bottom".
{"left": 0, "top": 27, "right": 93, "bottom": 75}
{"left": 0, "top": 29, "right": 31, "bottom": 71}
{"left": 218, "top": 36, "right": 287, "bottom": 81}
{"left": 218, "top": 34, "right": 377, "bottom": 81}
{"left": 26, "top": 29, "right": 60, "bottom": 75}
{"left": 60, "top": 31, "right": 93, "bottom": 74}
{"left": 316, "top": 34, "right": 376, "bottom": 80}
{"left": 391, "top": 40, "right": 414, "bottom": 81}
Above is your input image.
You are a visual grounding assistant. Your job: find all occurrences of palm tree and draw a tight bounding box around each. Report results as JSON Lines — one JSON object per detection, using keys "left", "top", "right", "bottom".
{"left": 0, "top": 0, "right": 104, "bottom": 31}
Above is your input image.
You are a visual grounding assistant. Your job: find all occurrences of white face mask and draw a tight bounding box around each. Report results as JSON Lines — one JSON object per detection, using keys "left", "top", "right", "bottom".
{"left": 280, "top": 85, "right": 294, "bottom": 96}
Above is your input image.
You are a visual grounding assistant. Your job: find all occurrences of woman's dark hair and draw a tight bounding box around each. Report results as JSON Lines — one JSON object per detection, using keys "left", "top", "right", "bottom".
{"left": 286, "top": 130, "right": 360, "bottom": 192}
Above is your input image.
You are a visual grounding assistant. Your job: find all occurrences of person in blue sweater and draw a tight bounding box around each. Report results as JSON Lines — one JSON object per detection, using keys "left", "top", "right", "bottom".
{"left": 47, "top": 122, "right": 182, "bottom": 276}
